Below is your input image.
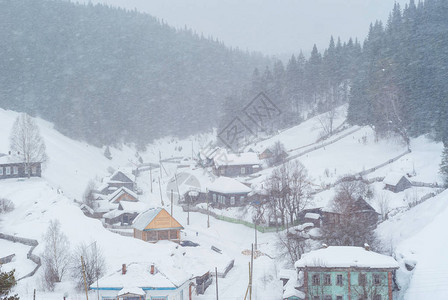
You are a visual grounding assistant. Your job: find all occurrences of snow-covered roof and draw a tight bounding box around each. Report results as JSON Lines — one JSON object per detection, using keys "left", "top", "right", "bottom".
{"left": 92, "top": 262, "right": 192, "bottom": 290}
{"left": 280, "top": 269, "right": 305, "bottom": 300}
{"left": 117, "top": 286, "right": 145, "bottom": 296}
{"left": 295, "top": 246, "right": 399, "bottom": 269}
{"left": 207, "top": 177, "right": 252, "bottom": 194}
{"left": 108, "top": 170, "right": 134, "bottom": 183}
{"left": 383, "top": 172, "right": 408, "bottom": 186}
{"left": 95, "top": 199, "right": 118, "bottom": 213}
{"left": 106, "top": 186, "right": 138, "bottom": 203}
{"left": 119, "top": 201, "right": 148, "bottom": 213}
{"left": 214, "top": 152, "right": 261, "bottom": 167}
{"left": 0, "top": 154, "right": 40, "bottom": 164}
{"left": 304, "top": 213, "right": 320, "bottom": 220}
{"left": 132, "top": 208, "right": 163, "bottom": 231}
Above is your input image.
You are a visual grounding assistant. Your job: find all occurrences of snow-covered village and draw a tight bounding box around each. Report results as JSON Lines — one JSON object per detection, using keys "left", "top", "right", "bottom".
{"left": 1, "top": 1, "right": 447, "bottom": 300}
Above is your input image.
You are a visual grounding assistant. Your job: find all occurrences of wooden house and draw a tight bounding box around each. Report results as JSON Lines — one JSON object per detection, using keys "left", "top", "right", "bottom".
{"left": 213, "top": 152, "right": 261, "bottom": 177}
{"left": 91, "top": 262, "right": 195, "bottom": 300}
{"left": 383, "top": 172, "right": 412, "bottom": 193}
{"left": 0, "top": 153, "right": 42, "bottom": 180}
{"left": 106, "top": 187, "right": 138, "bottom": 203}
{"left": 132, "top": 208, "right": 184, "bottom": 243}
{"left": 295, "top": 245, "right": 399, "bottom": 300}
{"left": 107, "top": 170, "right": 135, "bottom": 191}
{"left": 321, "top": 197, "right": 379, "bottom": 229}
{"left": 259, "top": 148, "right": 273, "bottom": 160}
{"left": 207, "top": 176, "right": 252, "bottom": 207}
{"left": 103, "top": 201, "right": 148, "bottom": 225}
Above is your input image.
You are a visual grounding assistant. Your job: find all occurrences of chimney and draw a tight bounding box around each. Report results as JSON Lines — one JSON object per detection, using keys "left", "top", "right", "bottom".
{"left": 122, "top": 264, "right": 126, "bottom": 275}
{"left": 150, "top": 264, "right": 155, "bottom": 275}
{"left": 364, "top": 243, "right": 370, "bottom": 251}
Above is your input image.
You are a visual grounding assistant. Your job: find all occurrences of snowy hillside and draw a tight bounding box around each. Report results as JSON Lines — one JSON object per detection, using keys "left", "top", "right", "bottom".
{"left": 0, "top": 107, "right": 446, "bottom": 299}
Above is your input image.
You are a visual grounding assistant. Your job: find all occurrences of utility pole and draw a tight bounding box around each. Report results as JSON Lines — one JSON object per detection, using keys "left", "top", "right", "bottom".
{"left": 150, "top": 165, "right": 153, "bottom": 193}
{"left": 207, "top": 196, "right": 210, "bottom": 228}
{"left": 159, "top": 151, "right": 162, "bottom": 176}
{"left": 170, "top": 189, "right": 173, "bottom": 216}
{"left": 159, "top": 177, "right": 164, "bottom": 206}
{"left": 215, "top": 267, "right": 219, "bottom": 300}
{"left": 81, "top": 256, "right": 89, "bottom": 300}
{"left": 254, "top": 220, "right": 258, "bottom": 251}
{"left": 250, "top": 243, "right": 254, "bottom": 300}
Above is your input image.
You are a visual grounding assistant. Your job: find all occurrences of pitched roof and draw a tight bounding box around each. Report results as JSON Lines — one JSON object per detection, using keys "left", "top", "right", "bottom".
{"left": 207, "top": 177, "right": 252, "bottom": 194}
{"left": 117, "top": 287, "right": 145, "bottom": 296}
{"left": 107, "top": 187, "right": 138, "bottom": 203}
{"left": 295, "top": 246, "right": 399, "bottom": 269}
{"left": 132, "top": 208, "right": 183, "bottom": 231}
{"left": 383, "top": 172, "right": 408, "bottom": 186}
{"left": 92, "top": 262, "right": 191, "bottom": 290}
{"left": 109, "top": 170, "right": 134, "bottom": 183}
{"left": 214, "top": 152, "right": 261, "bottom": 167}
{"left": 0, "top": 153, "right": 41, "bottom": 164}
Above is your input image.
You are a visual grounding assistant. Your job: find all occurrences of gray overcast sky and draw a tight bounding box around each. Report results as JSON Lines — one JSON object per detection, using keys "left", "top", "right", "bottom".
{"left": 87, "top": 0, "right": 408, "bottom": 56}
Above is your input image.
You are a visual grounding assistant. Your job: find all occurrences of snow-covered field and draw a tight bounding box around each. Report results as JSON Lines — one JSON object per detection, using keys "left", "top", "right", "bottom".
{"left": 0, "top": 107, "right": 446, "bottom": 299}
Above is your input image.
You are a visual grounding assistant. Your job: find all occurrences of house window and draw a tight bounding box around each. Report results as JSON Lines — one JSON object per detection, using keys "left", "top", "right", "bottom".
{"left": 150, "top": 297, "right": 168, "bottom": 300}
{"left": 312, "top": 274, "right": 320, "bottom": 285}
{"left": 13, "top": 166, "right": 18, "bottom": 174}
{"left": 373, "top": 295, "right": 381, "bottom": 300}
{"left": 220, "top": 168, "right": 225, "bottom": 175}
{"left": 241, "top": 167, "right": 246, "bottom": 174}
{"left": 0, "top": 167, "right": 3, "bottom": 175}
{"left": 358, "top": 273, "right": 366, "bottom": 285}
{"left": 324, "top": 274, "right": 331, "bottom": 285}
{"left": 240, "top": 196, "right": 245, "bottom": 202}
{"left": 230, "top": 196, "right": 235, "bottom": 205}
{"left": 313, "top": 297, "right": 320, "bottom": 300}
{"left": 5, "top": 167, "right": 11, "bottom": 175}
{"left": 336, "top": 296, "right": 343, "bottom": 300}
{"left": 374, "top": 274, "right": 381, "bottom": 285}
{"left": 324, "top": 296, "right": 332, "bottom": 300}
{"left": 213, "top": 194, "right": 217, "bottom": 202}
{"left": 336, "top": 274, "right": 343, "bottom": 286}
{"left": 31, "top": 166, "right": 37, "bottom": 174}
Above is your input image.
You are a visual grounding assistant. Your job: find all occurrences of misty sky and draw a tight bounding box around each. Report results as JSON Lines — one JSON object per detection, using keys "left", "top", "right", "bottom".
{"left": 87, "top": 0, "right": 408, "bottom": 56}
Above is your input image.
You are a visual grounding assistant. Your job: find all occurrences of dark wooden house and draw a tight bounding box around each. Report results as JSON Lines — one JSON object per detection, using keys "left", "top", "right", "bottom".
{"left": 213, "top": 152, "right": 261, "bottom": 177}
{"left": 107, "top": 170, "right": 135, "bottom": 191}
{"left": 321, "top": 197, "right": 379, "bottom": 228}
{"left": 0, "top": 154, "right": 42, "bottom": 180}
{"left": 383, "top": 172, "right": 412, "bottom": 193}
{"left": 207, "top": 176, "right": 252, "bottom": 207}
{"left": 103, "top": 201, "right": 148, "bottom": 225}
{"left": 133, "top": 208, "right": 184, "bottom": 243}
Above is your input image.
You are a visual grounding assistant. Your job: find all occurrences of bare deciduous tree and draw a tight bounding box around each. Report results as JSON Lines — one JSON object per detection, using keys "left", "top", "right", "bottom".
{"left": 376, "top": 191, "right": 390, "bottom": 221}
{"left": 42, "top": 220, "right": 70, "bottom": 291}
{"left": 276, "top": 231, "right": 312, "bottom": 267}
{"left": 264, "top": 161, "right": 313, "bottom": 227}
{"left": 320, "top": 180, "right": 378, "bottom": 248}
{"left": 9, "top": 113, "right": 47, "bottom": 177}
{"left": 83, "top": 180, "right": 96, "bottom": 209}
{"left": 267, "top": 141, "right": 288, "bottom": 167}
{"left": 71, "top": 242, "right": 106, "bottom": 291}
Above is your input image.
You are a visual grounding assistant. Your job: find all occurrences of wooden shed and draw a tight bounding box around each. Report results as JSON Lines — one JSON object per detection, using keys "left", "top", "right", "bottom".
{"left": 383, "top": 172, "right": 412, "bottom": 193}
{"left": 106, "top": 186, "right": 138, "bottom": 203}
{"left": 132, "top": 208, "right": 184, "bottom": 243}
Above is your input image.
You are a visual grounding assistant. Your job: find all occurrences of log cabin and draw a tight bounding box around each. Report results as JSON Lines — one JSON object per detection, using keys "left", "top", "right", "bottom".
{"left": 132, "top": 208, "right": 184, "bottom": 243}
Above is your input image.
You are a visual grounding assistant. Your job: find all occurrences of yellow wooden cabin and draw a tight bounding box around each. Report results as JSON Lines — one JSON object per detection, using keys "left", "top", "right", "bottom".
{"left": 132, "top": 208, "right": 184, "bottom": 243}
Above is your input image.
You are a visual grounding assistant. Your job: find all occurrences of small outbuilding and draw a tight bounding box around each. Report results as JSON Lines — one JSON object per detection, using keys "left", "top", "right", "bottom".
{"left": 103, "top": 201, "right": 148, "bottom": 225}
{"left": 132, "top": 208, "right": 184, "bottom": 243}
{"left": 107, "top": 170, "right": 135, "bottom": 191}
{"left": 106, "top": 186, "right": 138, "bottom": 203}
{"left": 383, "top": 172, "right": 412, "bottom": 193}
{"left": 213, "top": 152, "right": 261, "bottom": 177}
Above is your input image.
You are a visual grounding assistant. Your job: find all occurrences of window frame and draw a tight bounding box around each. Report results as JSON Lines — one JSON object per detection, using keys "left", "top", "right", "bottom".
{"left": 5, "top": 167, "right": 11, "bottom": 175}
{"left": 358, "top": 273, "right": 366, "bottom": 286}
{"left": 336, "top": 274, "right": 343, "bottom": 286}
{"left": 13, "top": 166, "right": 18, "bottom": 175}
{"left": 312, "top": 274, "right": 320, "bottom": 285}
{"left": 230, "top": 196, "right": 235, "bottom": 205}
{"left": 0, "top": 167, "right": 3, "bottom": 176}
{"left": 324, "top": 273, "right": 331, "bottom": 285}
{"left": 373, "top": 274, "right": 381, "bottom": 285}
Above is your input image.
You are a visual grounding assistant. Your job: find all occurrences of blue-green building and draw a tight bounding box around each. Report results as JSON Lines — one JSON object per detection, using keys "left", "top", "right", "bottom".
{"left": 294, "top": 246, "right": 399, "bottom": 300}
